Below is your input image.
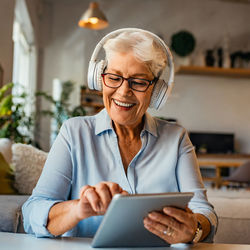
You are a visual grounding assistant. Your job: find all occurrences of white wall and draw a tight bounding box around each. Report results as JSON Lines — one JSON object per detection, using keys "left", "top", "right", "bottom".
{"left": 38, "top": 0, "right": 250, "bottom": 152}
{"left": 149, "top": 76, "right": 250, "bottom": 153}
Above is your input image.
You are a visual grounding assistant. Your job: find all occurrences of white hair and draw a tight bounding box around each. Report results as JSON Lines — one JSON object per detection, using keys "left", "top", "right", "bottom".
{"left": 103, "top": 31, "right": 167, "bottom": 77}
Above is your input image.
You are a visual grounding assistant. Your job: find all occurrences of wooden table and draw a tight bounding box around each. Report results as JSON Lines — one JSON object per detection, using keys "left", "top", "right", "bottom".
{"left": 197, "top": 154, "right": 250, "bottom": 188}
{"left": 1, "top": 232, "right": 250, "bottom": 250}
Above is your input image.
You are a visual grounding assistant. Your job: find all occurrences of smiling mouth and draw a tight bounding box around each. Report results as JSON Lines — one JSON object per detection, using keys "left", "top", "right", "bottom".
{"left": 113, "top": 99, "right": 135, "bottom": 108}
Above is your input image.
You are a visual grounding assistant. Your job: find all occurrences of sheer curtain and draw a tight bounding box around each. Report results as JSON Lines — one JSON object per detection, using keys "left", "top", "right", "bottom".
{"left": 12, "top": 0, "right": 37, "bottom": 138}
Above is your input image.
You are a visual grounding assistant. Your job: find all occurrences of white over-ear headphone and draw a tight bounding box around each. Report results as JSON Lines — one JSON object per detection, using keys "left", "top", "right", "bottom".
{"left": 88, "top": 28, "right": 174, "bottom": 110}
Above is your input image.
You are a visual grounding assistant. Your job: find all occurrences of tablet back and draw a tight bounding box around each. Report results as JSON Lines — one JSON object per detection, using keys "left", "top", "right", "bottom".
{"left": 92, "top": 192, "right": 193, "bottom": 247}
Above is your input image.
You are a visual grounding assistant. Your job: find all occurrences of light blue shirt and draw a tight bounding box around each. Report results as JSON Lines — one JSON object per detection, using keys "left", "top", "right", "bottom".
{"left": 22, "top": 109, "right": 217, "bottom": 241}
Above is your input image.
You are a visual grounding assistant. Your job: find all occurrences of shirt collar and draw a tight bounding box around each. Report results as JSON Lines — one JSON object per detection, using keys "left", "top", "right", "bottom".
{"left": 95, "top": 108, "right": 158, "bottom": 138}
{"left": 143, "top": 112, "right": 158, "bottom": 138}
{"left": 95, "top": 109, "right": 113, "bottom": 135}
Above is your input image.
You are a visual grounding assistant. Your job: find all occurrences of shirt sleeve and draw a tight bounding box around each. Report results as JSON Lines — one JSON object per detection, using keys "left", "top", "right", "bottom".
{"left": 176, "top": 130, "right": 218, "bottom": 243}
{"left": 22, "top": 122, "right": 73, "bottom": 237}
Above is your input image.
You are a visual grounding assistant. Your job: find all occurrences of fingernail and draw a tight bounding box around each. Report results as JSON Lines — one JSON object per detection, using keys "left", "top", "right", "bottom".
{"left": 163, "top": 207, "right": 171, "bottom": 214}
{"left": 148, "top": 212, "right": 157, "bottom": 219}
{"left": 144, "top": 217, "right": 151, "bottom": 224}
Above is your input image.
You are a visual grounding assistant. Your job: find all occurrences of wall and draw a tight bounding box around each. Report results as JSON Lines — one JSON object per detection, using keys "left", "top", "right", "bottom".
{"left": 149, "top": 76, "right": 250, "bottom": 153}
{"left": 38, "top": 0, "right": 250, "bottom": 152}
{"left": 0, "top": 0, "right": 15, "bottom": 85}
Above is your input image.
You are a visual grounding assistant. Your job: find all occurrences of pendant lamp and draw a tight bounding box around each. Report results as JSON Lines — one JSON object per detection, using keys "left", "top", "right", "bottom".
{"left": 78, "top": 2, "right": 109, "bottom": 30}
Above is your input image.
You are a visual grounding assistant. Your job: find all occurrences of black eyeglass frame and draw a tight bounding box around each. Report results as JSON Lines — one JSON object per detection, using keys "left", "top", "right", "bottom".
{"left": 101, "top": 73, "right": 158, "bottom": 92}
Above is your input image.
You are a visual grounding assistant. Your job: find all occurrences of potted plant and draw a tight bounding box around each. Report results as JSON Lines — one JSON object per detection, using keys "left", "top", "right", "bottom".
{"left": 36, "top": 80, "right": 86, "bottom": 142}
{"left": 171, "top": 30, "right": 196, "bottom": 67}
{"left": 0, "top": 83, "right": 34, "bottom": 144}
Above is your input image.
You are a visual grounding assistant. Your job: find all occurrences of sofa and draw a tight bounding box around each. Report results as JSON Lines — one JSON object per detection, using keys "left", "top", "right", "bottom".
{"left": 0, "top": 138, "right": 250, "bottom": 244}
{"left": 208, "top": 189, "right": 250, "bottom": 244}
{"left": 0, "top": 139, "right": 47, "bottom": 233}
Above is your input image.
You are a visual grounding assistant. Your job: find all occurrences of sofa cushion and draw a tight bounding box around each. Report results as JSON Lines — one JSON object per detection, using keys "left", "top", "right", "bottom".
{"left": 0, "top": 152, "right": 17, "bottom": 194}
{"left": 12, "top": 144, "right": 48, "bottom": 194}
{"left": 0, "top": 195, "right": 29, "bottom": 232}
{"left": 0, "top": 138, "right": 12, "bottom": 164}
{"left": 209, "top": 196, "right": 250, "bottom": 244}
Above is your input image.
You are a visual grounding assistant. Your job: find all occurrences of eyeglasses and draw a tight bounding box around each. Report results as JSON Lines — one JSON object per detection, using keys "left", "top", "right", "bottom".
{"left": 101, "top": 73, "right": 158, "bottom": 92}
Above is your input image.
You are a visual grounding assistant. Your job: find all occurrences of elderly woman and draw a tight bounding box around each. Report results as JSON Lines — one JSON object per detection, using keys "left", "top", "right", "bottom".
{"left": 22, "top": 29, "right": 217, "bottom": 244}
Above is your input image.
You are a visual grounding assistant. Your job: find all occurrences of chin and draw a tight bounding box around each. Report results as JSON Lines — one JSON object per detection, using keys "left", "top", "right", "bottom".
{"left": 111, "top": 113, "right": 131, "bottom": 125}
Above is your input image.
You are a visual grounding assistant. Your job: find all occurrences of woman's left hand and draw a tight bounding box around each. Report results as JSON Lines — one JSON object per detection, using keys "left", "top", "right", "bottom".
{"left": 143, "top": 207, "right": 197, "bottom": 244}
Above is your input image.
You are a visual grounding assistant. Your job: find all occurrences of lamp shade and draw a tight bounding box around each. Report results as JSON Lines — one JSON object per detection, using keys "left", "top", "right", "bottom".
{"left": 78, "top": 2, "right": 108, "bottom": 30}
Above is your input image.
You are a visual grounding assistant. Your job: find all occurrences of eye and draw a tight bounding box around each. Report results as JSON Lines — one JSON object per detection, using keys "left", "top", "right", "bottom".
{"left": 108, "top": 75, "right": 121, "bottom": 82}
{"left": 131, "top": 80, "right": 148, "bottom": 86}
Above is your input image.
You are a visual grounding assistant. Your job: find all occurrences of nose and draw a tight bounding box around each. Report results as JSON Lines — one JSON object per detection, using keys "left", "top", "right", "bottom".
{"left": 116, "top": 78, "right": 133, "bottom": 96}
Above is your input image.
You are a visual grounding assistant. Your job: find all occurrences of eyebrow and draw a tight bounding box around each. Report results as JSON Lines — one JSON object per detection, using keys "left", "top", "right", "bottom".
{"left": 108, "top": 69, "right": 150, "bottom": 78}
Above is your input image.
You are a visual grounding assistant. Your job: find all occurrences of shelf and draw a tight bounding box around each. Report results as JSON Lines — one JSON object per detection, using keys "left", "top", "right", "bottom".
{"left": 81, "top": 88, "right": 103, "bottom": 96}
{"left": 177, "top": 66, "right": 250, "bottom": 78}
{"left": 80, "top": 87, "right": 104, "bottom": 114}
{"left": 81, "top": 102, "right": 104, "bottom": 109}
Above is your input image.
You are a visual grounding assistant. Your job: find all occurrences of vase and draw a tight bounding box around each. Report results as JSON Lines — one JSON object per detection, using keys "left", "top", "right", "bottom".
{"left": 174, "top": 55, "right": 191, "bottom": 69}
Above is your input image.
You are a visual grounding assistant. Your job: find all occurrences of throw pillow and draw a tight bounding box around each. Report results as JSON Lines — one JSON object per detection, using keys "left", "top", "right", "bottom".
{"left": 12, "top": 143, "right": 48, "bottom": 194}
{"left": 0, "top": 152, "right": 17, "bottom": 194}
{"left": 0, "top": 138, "right": 12, "bottom": 164}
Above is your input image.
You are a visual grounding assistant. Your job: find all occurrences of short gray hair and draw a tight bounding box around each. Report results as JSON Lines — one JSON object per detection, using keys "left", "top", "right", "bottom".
{"left": 103, "top": 31, "right": 167, "bottom": 77}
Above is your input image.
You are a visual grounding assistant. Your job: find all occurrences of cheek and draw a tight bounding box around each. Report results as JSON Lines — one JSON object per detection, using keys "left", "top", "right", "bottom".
{"left": 139, "top": 89, "right": 153, "bottom": 108}
{"left": 102, "top": 86, "right": 114, "bottom": 105}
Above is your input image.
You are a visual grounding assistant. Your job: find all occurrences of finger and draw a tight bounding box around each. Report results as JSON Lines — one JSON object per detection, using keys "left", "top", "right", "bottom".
{"left": 79, "top": 185, "right": 92, "bottom": 198}
{"left": 148, "top": 212, "right": 182, "bottom": 232}
{"left": 95, "top": 183, "right": 112, "bottom": 210}
{"left": 163, "top": 207, "right": 193, "bottom": 225}
{"left": 84, "top": 187, "right": 101, "bottom": 212}
{"left": 121, "top": 190, "right": 129, "bottom": 195}
{"left": 144, "top": 217, "right": 168, "bottom": 233}
{"left": 185, "top": 207, "right": 193, "bottom": 214}
{"left": 100, "top": 182, "right": 129, "bottom": 196}
{"left": 105, "top": 182, "right": 122, "bottom": 196}
{"left": 163, "top": 207, "right": 197, "bottom": 237}
{"left": 144, "top": 223, "right": 165, "bottom": 240}
{"left": 143, "top": 220, "right": 174, "bottom": 244}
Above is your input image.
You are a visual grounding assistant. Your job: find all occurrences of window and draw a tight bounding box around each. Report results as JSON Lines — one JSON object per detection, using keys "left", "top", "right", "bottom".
{"left": 12, "top": 0, "right": 37, "bottom": 137}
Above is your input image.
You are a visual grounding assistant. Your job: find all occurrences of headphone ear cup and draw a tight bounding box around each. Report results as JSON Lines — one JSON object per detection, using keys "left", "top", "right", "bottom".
{"left": 149, "top": 63, "right": 174, "bottom": 110}
{"left": 88, "top": 60, "right": 105, "bottom": 91}
{"left": 95, "top": 60, "right": 105, "bottom": 91}
{"left": 149, "top": 79, "right": 168, "bottom": 110}
{"left": 88, "top": 61, "right": 95, "bottom": 90}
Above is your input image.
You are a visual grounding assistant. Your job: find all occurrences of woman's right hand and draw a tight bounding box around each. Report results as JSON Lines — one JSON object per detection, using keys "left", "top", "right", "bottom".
{"left": 76, "top": 182, "right": 128, "bottom": 220}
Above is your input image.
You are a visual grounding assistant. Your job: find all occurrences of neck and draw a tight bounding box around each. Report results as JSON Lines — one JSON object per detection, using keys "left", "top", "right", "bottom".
{"left": 113, "top": 118, "right": 144, "bottom": 141}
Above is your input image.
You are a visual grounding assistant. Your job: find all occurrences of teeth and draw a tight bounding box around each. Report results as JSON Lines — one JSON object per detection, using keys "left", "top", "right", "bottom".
{"left": 114, "top": 99, "right": 134, "bottom": 107}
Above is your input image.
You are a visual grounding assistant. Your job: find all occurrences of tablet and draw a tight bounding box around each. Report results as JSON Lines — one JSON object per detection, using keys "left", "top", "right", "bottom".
{"left": 91, "top": 192, "right": 194, "bottom": 248}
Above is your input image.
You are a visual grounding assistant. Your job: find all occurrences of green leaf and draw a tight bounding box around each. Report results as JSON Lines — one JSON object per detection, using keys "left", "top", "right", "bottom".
{"left": 36, "top": 92, "right": 57, "bottom": 104}
{"left": 0, "top": 95, "right": 13, "bottom": 116}
{"left": 61, "top": 81, "right": 74, "bottom": 104}
{"left": 0, "top": 82, "right": 14, "bottom": 101}
{"left": 171, "top": 30, "right": 196, "bottom": 57}
{"left": 71, "top": 106, "right": 86, "bottom": 117}
{"left": 40, "top": 110, "right": 54, "bottom": 117}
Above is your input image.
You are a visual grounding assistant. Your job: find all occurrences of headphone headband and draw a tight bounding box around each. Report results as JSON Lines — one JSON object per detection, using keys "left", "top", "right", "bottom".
{"left": 88, "top": 28, "right": 175, "bottom": 110}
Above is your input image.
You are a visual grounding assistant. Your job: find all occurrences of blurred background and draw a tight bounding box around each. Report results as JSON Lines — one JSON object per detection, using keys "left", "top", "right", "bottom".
{"left": 0, "top": 0, "right": 250, "bottom": 153}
